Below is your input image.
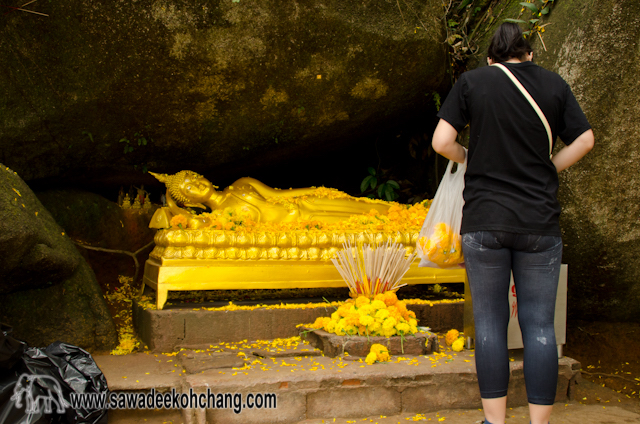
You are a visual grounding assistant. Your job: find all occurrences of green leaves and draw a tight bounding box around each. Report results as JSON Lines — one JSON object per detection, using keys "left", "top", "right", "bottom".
{"left": 360, "top": 167, "right": 400, "bottom": 201}
{"left": 119, "top": 138, "right": 134, "bottom": 154}
{"left": 377, "top": 180, "right": 400, "bottom": 201}
{"left": 504, "top": 18, "right": 527, "bottom": 24}
{"left": 119, "top": 130, "right": 152, "bottom": 154}
{"left": 519, "top": 2, "right": 539, "bottom": 13}
{"left": 457, "top": 0, "right": 473, "bottom": 10}
{"left": 360, "top": 167, "right": 377, "bottom": 193}
{"left": 505, "top": 0, "right": 555, "bottom": 48}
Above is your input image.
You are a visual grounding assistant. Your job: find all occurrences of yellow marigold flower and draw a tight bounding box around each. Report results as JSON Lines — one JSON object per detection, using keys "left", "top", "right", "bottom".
{"left": 383, "top": 328, "right": 397, "bottom": 337}
{"left": 331, "top": 311, "right": 340, "bottom": 321}
{"left": 359, "top": 314, "right": 375, "bottom": 326}
{"left": 355, "top": 296, "right": 370, "bottom": 308}
{"left": 374, "top": 293, "right": 386, "bottom": 302}
{"left": 344, "top": 325, "right": 358, "bottom": 335}
{"left": 396, "top": 322, "right": 411, "bottom": 334}
{"left": 310, "top": 316, "right": 327, "bottom": 329}
{"left": 370, "top": 343, "right": 391, "bottom": 362}
{"left": 445, "top": 329, "right": 460, "bottom": 346}
{"left": 358, "top": 304, "right": 374, "bottom": 316}
{"left": 375, "top": 309, "right": 390, "bottom": 320}
{"left": 368, "top": 321, "right": 382, "bottom": 333}
{"left": 370, "top": 300, "right": 386, "bottom": 310}
{"left": 382, "top": 317, "right": 397, "bottom": 330}
{"left": 365, "top": 351, "right": 377, "bottom": 365}
{"left": 383, "top": 291, "right": 398, "bottom": 306}
{"left": 370, "top": 343, "right": 384, "bottom": 354}
{"left": 452, "top": 337, "right": 465, "bottom": 352}
{"left": 345, "top": 313, "right": 360, "bottom": 326}
{"left": 409, "top": 318, "right": 418, "bottom": 327}
{"left": 337, "top": 305, "right": 350, "bottom": 317}
{"left": 325, "top": 321, "right": 336, "bottom": 333}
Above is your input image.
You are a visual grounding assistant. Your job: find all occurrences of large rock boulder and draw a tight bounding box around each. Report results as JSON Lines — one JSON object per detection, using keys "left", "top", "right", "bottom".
{"left": 37, "top": 189, "right": 157, "bottom": 292}
{"left": 0, "top": 165, "right": 118, "bottom": 351}
{"left": 532, "top": 0, "right": 640, "bottom": 321}
{"left": 0, "top": 0, "right": 448, "bottom": 186}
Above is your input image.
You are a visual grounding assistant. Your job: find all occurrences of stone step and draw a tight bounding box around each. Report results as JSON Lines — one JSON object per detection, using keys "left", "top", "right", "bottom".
{"left": 133, "top": 298, "right": 464, "bottom": 353}
{"left": 96, "top": 337, "right": 580, "bottom": 424}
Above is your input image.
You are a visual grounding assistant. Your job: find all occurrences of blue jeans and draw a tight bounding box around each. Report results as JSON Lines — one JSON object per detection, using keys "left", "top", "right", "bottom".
{"left": 462, "top": 231, "right": 562, "bottom": 405}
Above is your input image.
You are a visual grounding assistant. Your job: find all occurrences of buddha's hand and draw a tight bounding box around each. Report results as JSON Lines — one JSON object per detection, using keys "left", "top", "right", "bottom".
{"left": 188, "top": 216, "right": 211, "bottom": 230}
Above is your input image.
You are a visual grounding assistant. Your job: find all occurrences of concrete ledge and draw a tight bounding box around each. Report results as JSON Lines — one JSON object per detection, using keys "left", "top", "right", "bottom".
{"left": 133, "top": 299, "right": 464, "bottom": 353}
{"left": 95, "top": 339, "right": 580, "bottom": 424}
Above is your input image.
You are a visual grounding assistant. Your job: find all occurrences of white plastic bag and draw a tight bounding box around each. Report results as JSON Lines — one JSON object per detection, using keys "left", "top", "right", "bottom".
{"left": 417, "top": 158, "right": 466, "bottom": 268}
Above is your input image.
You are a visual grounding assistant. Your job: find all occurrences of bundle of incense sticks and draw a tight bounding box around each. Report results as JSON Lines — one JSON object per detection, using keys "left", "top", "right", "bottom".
{"left": 331, "top": 239, "right": 417, "bottom": 297}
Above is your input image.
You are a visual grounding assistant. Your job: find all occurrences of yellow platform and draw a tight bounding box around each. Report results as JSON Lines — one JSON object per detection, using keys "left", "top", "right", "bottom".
{"left": 143, "top": 257, "right": 467, "bottom": 310}
{"left": 143, "top": 228, "right": 468, "bottom": 310}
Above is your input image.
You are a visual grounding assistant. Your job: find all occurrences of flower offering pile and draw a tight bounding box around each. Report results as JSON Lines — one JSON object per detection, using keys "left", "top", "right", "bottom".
{"left": 308, "top": 291, "right": 418, "bottom": 338}
{"left": 417, "top": 222, "right": 464, "bottom": 267}
{"left": 171, "top": 200, "right": 430, "bottom": 234}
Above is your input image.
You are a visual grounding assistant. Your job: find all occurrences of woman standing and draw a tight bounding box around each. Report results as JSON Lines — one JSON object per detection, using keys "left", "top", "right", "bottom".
{"left": 432, "top": 23, "right": 594, "bottom": 424}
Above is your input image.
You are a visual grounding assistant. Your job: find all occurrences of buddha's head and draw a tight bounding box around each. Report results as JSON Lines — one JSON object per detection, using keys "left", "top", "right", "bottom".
{"left": 150, "top": 171, "right": 218, "bottom": 204}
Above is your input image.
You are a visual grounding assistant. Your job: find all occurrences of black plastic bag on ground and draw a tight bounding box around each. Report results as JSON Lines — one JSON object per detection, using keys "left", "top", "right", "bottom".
{"left": 0, "top": 331, "right": 108, "bottom": 424}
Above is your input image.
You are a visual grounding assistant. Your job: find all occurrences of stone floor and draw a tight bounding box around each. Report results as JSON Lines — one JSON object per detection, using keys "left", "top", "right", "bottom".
{"left": 90, "top": 335, "right": 637, "bottom": 424}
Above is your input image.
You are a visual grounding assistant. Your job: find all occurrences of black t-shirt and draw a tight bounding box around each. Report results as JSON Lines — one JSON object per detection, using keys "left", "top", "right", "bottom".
{"left": 437, "top": 61, "right": 591, "bottom": 236}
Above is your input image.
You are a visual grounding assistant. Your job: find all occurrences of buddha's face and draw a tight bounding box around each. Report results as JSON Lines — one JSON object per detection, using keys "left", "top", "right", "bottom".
{"left": 179, "top": 173, "right": 214, "bottom": 203}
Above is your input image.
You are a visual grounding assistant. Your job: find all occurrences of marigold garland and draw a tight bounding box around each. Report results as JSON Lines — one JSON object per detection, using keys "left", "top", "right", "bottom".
{"left": 177, "top": 201, "right": 430, "bottom": 233}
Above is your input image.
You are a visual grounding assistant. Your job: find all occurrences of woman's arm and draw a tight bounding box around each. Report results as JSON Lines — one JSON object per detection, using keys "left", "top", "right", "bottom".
{"left": 552, "top": 129, "right": 594, "bottom": 172}
{"left": 432, "top": 119, "right": 467, "bottom": 163}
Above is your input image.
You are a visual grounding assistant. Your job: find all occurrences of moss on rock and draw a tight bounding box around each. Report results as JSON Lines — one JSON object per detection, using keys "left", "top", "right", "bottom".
{"left": 0, "top": 0, "right": 448, "bottom": 184}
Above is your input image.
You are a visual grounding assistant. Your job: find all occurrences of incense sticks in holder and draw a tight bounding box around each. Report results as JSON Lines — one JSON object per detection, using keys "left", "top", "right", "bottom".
{"left": 331, "top": 239, "right": 417, "bottom": 298}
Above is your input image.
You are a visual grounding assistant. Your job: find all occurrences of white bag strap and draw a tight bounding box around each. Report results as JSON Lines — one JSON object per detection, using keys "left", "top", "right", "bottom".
{"left": 492, "top": 63, "right": 553, "bottom": 156}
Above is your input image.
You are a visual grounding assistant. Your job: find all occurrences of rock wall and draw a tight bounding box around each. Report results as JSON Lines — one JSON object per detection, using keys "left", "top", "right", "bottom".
{"left": 0, "top": 0, "right": 448, "bottom": 186}
{"left": 0, "top": 165, "right": 118, "bottom": 351}
{"left": 527, "top": 0, "right": 640, "bottom": 321}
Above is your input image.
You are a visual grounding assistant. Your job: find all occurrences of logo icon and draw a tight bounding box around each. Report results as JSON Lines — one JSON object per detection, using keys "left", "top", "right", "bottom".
{"left": 10, "top": 373, "right": 67, "bottom": 415}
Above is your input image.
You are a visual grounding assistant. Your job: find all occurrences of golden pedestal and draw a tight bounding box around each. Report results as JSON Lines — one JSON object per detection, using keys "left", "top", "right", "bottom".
{"left": 143, "top": 228, "right": 467, "bottom": 310}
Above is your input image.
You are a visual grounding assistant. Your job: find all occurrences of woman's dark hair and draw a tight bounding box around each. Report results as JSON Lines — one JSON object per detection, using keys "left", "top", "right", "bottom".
{"left": 487, "top": 22, "right": 532, "bottom": 63}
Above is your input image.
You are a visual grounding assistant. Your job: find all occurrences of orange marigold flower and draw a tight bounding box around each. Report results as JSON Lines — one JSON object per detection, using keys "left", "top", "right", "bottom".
{"left": 170, "top": 215, "right": 188, "bottom": 229}
{"left": 383, "top": 291, "right": 398, "bottom": 306}
{"left": 445, "top": 329, "right": 460, "bottom": 346}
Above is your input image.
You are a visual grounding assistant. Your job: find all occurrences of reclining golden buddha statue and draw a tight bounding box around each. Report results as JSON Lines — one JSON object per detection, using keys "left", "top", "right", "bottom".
{"left": 143, "top": 170, "right": 466, "bottom": 310}
{"left": 149, "top": 170, "right": 391, "bottom": 230}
